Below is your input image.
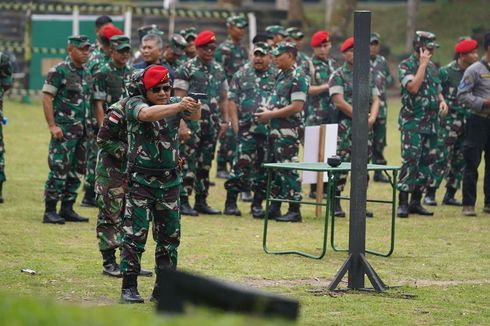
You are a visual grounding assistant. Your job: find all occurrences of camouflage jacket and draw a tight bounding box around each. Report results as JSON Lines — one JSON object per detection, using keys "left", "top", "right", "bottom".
{"left": 371, "top": 54, "right": 393, "bottom": 119}
{"left": 296, "top": 51, "right": 313, "bottom": 80}
{"left": 440, "top": 60, "right": 468, "bottom": 116}
{"left": 215, "top": 38, "right": 249, "bottom": 82}
{"left": 126, "top": 95, "right": 183, "bottom": 189}
{"left": 0, "top": 51, "right": 13, "bottom": 115}
{"left": 96, "top": 98, "right": 129, "bottom": 183}
{"left": 174, "top": 56, "right": 227, "bottom": 123}
{"left": 228, "top": 62, "right": 276, "bottom": 135}
{"left": 270, "top": 65, "right": 309, "bottom": 129}
{"left": 42, "top": 56, "right": 93, "bottom": 138}
{"left": 93, "top": 61, "right": 131, "bottom": 111}
{"left": 87, "top": 47, "right": 110, "bottom": 74}
{"left": 307, "top": 56, "right": 337, "bottom": 120}
{"left": 398, "top": 53, "right": 442, "bottom": 134}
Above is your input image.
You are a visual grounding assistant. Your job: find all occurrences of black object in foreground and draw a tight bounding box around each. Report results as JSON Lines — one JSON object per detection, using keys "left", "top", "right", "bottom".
{"left": 188, "top": 92, "right": 208, "bottom": 101}
{"left": 155, "top": 269, "right": 299, "bottom": 321}
{"left": 327, "top": 155, "right": 342, "bottom": 167}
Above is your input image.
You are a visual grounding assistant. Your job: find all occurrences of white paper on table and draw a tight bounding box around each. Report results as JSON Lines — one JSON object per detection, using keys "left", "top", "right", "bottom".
{"left": 302, "top": 124, "right": 338, "bottom": 184}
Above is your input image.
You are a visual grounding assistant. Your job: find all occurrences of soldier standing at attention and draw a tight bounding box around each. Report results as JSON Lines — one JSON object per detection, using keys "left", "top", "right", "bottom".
{"left": 223, "top": 42, "right": 276, "bottom": 217}
{"left": 329, "top": 37, "right": 380, "bottom": 218}
{"left": 458, "top": 33, "right": 490, "bottom": 217}
{"left": 120, "top": 65, "right": 200, "bottom": 303}
{"left": 369, "top": 32, "right": 394, "bottom": 183}
{"left": 423, "top": 38, "right": 479, "bottom": 208}
{"left": 396, "top": 31, "right": 448, "bottom": 218}
{"left": 215, "top": 16, "right": 249, "bottom": 183}
{"left": 255, "top": 41, "right": 309, "bottom": 223}
{"left": 42, "top": 35, "right": 95, "bottom": 224}
{"left": 0, "top": 50, "right": 12, "bottom": 203}
{"left": 174, "top": 31, "right": 229, "bottom": 215}
{"left": 306, "top": 30, "right": 337, "bottom": 199}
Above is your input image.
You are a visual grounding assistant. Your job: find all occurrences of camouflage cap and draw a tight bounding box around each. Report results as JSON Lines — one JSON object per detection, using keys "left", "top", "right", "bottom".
{"left": 370, "top": 32, "right": 380, "bottom": 43}
{"left": 169, "top": 34, "right": 188, "bottom": 56}
{"left": 68, "top": 35, "right": 90, "bottom": 48}
{"left": 138, "top": 25, "right": 164, "bottom": 41}
{"left": 110, "top": 35, "right": 131, "bottom": 50}
{"left": 253, "top": 42, "right": 272, "bottom": 55}
{"left": 265, "top": 25, "right": 288, "bottom": 37}
{"left": 286, "top": 27, "right": 304, "bottom": 40}
{"left": 415, "top": 31, "right": 439, "bottom": 49}
{"left": 226, "top": 15, "right": 248, "bottom": 28}
{"left": 180, "top": 27, "right": 197, "bottom": 41}
{"left": 271, "top": 41, "right": 296, "bottom": 56}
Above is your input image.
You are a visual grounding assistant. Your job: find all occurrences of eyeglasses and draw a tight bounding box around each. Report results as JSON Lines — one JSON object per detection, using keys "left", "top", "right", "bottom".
{"left": 151, "top": 85, "right": 171, "bottom": 93}
{"left": 201, "top": 44, "right": 217, "bottom": 52}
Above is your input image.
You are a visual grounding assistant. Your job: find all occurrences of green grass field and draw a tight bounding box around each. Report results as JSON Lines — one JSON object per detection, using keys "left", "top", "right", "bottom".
{"left": 1, "top": 96, "right": 490, "bottom": 325}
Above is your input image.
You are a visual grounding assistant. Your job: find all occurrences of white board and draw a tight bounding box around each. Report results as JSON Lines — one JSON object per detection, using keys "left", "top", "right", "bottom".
{"left": 302, "top": 124, "right": 338, "bottom": 184}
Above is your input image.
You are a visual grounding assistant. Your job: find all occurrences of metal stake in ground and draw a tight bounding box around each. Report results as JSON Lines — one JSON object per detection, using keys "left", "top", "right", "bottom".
{"left": 328, "top": 10, "right": 387, "bottom": 292}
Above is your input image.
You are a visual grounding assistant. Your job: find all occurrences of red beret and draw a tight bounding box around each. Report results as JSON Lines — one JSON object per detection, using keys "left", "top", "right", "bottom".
{"left": 195, "top": 30, "right": 216, "bottom": 47}
{"left": 455, "top": 39, "right": 478, "bottom": 54}
{"left": 143, "top": 66, "right": 170, "bottom": 90}
{"left": 340, "top": 37, "right": 354, "bottom": 52}
{"left": 310, "top": 31, "right": 330, "bottom": 48}
{"left": 102, "top": 24, "right": 123, "bottom": 40}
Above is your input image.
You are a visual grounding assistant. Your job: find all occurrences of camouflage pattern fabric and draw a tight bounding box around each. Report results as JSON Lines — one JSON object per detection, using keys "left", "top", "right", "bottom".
{"left": 93, "top": 61, "right": 131, "bottom": 111}
{"left": 429, "top": 60, "right": 467, "bottom": 190}
{"left": 296, "top": 51, "right": 312, "bottom": 80}
{"left": 42, "top": 57, "right": 92, "bottom": 202}
{"left": 179, "top": 120, "right": 200, "bottom": 197}
{"left": 0, "top": 51, "right": 13, "bottom": 182}
{"left": 174, "top": 56, "right": 227, "bottom": 197}
{"left": 224, "top": 63, "right": 276, "bottom": 196}
{"left": 120, "top": 96, "right": 184, "bottom": 275}
{"left": 306, "top": 56, "right": 337, "bottom": 126}
{"left": 267, "top": 65, "right": 309, "bottom": 201}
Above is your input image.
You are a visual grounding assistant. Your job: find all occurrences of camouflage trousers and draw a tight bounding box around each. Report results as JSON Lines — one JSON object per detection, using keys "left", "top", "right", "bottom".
{"left": 195, "top": 118, "right": 219, "bottom": 197}
{"left": 0, "top": 118, "right": 5, "bottom": 182}
{"left": 44, "top": 136, "right": 86, "bottom": 202}
{"left": 84, "top": 134, "right": 97, "bottom": 191}
{"left": 224, "top": 132, "right": 268, "bottom": 197}
{"left": 95, "top": 176, "right": 127, "bottom": 252}
{"left": 217, "top": 127, "right": 236, "bottom": 171}
{"left": 371, "top": 118, "right": 387, "bottom": 165}
{"left": 179, "top": 120, "right": 200, "bottom": 198}
{"left": 268, "top": 127, "right": 302, "bottom": 201}
{"left": 429, "top": 113, "right": 465, "bottom": 190}
{"left": 120, "top": 183, "right": 180, "bottom": 276}
{"left": 397, "top": 131, "right": 438, "bottom": 193}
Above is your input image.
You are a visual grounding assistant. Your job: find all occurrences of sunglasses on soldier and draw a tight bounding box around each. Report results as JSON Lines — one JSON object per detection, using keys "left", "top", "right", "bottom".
{"left": 151, "top": 85, "right": 172, "bottom": 93}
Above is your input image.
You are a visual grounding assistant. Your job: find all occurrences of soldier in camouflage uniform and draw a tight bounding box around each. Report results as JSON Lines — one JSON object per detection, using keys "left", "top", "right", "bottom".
{"left": 369, "top": 32, "right": 394, "bottom": 183}
{"left": 119, "top": 65, "right": 201, "bottom": 303}
{"left": 286, "top": 27, "right": 313, "bottom": 80}
{"left": 215, "top": 16, "right": 249, "bottom": 184}
{"left": 174, "top": 30, "right": 229, "bottom": 215}
{"left": 255, "top": 42, "right": 309, "bottom": 223}
{"left": 42, "top": 35, "right": 94, "bottom": 224}
{"left": 396, "top": 31, "right": 449, "bottom": 218}
{"left": 180, "top": 27, "right": 198, "bottom": 60}
{"left": 329, "top": 37, "right": 380, "bottom": 218}
{"left": 306, "top": 30, "right": 337, "bottom": 199}
{"left": 223, "top": 42, "right": 276, "bottom": 218}
{"left": 83, "top": 25, "right": 124, "bottom": 208}
{"left": 0, "top": 51, "right": 12, "bottom": 203}
{"left": 265, "top": 25, "right": 288, "bottom": 47}
{"left": 423, "top": 38, "right": 479, "bottom": 207}
{"left": 162, "top": 34, "right": 188, "bottom": 70}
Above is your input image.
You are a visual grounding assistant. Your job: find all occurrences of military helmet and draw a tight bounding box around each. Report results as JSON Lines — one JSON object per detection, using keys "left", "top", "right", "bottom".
{"left": 127, "top": 69, "right": 146, "bottom": 97}
{"left": 414, "top": 31, "right": 439, "bottom": 50}
{"left": 169, "top": 34, "right": 188, "bottom": 56}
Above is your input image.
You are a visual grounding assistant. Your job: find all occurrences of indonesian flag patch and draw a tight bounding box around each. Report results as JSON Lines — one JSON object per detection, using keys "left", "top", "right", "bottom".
{"left": 109, "top": 111, "right": 122, "bottom": 124}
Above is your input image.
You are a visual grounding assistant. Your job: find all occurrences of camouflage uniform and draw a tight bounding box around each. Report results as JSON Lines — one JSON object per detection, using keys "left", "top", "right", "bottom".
{"left": 0, "top": 52, "right": 13, "bottom": 184}
{"left": 329, "top": 63, "right": 379, "bottom": 192}
{"left": 42, "top": 56, "right": 93, "bottom": 202}
{"left": 93, "top": 62, "right": 130, "bottom": 111}
{"left": 174, "top": 56, "right": 228, "bottom": 198}
{"left": 429, "top": 60, "right": 467, "bottom": 190}
{"left": 370, "top": 54, "right": 393, "bottom": 165}
{"left": 397, "top": 53, "right": 441, "bottom": 193}
{"left": 215, "top": 37, "right": 249, "bottom": 173}
{"left": 120, "top": 95, "right": 183, "bottom": 275}
{"left": 224, "top": 62, "right": 276, "bottom": 197}
{"left": 306, "top": 55, "right": 337, "bottom": 126}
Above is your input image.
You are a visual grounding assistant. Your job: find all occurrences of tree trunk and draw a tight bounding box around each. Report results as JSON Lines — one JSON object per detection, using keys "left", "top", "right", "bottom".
{"left": 288, "top": 0, "right": 306, "bottom": 24}
{"left": 324, "top": 0, "right": 357, "bottom": 37}
{"left": 406, "top": 0, "right": 420, "bottom": 52}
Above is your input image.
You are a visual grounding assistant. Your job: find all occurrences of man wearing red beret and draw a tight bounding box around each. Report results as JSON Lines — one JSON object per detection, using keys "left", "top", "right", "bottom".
{"left": 119, "top": 65, "right": 201, "bottom": 303}
{"left": 174, "top": 30, "right": 229, "bottom": 215}
{"left": 424, "top": 38, "right": 479, "bottom": 211}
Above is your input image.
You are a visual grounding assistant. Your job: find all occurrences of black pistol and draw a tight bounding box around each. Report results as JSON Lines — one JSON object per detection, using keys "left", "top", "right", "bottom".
{"left": 188, "top": 92, "right": 207, "bottom": 102}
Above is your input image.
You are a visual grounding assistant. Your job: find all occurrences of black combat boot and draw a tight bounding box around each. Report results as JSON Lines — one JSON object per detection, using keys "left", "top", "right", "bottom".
{"left": 397, "top": 191, "right": 409, "bottom": 218}
{"left": 150, "top": 271, "right": 161, "bottom": 303}
{"left": 409, "top": 189, "right": 434, "bottom": 216}
{"left": 373, "top": 171, "right": 390, "bottom": 183}
{"left": 240, "top": 191, "right": 253, "bottom": 202}
{"left": 180, "top": 196, "right": 199, "bottom": 216}
{"left": 81, "top": 186, "right": 98, "bottom": 207}
{"left": 442, "top": 187, "right": 462, "bottom": 206}
{"left": 59, "top": 201, "right": 89, "bottom": 222}
{"left": 43, "top": 200, "right": 65, "bottom": 224}
{"left": 333, "top": 191, "right": 345, "bottom": 218}
{"left": 423, "top": 187, "right": 437, "bottom": 206}
{"left": 267, "top": 201, "right": 282, "bottom": 220}
{"left": 224, "top": 191, "right": 241, "bottom": 216}
{"left": 251, "top": 193, "right": 265, "bottom": 219}
{"left": 101, "top": 249, "right": 121, "bottom": 278}
{"left": 120, "top": 274, "right": 144, "bottom": 304}
{"left": 276, "top": 203, "right": 302, "bottom": 223}
{"left": 139, "top": 267, "right": 153, "bottom": 277}
{"left": 194, "top": 194, "right": 222, "bottom": 215}
{"left": 0, "top": 181, "right": 4, "bottom": 203}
